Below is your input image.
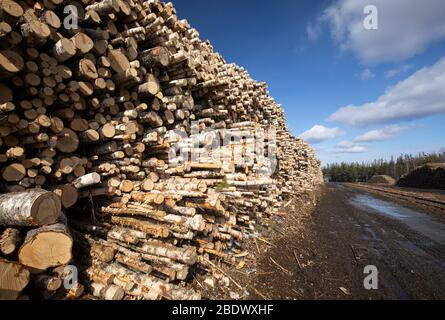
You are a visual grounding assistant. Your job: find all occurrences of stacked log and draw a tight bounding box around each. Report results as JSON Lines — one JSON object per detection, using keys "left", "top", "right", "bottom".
{"left": 368, "top": 175, "right": 396, "bottom": 185}
{"left": 397, "top": 163, "right": 445, "bottom": 190}
{"left": 0, "top": 189, "right": 75, "bottom": 299}
{"left": 276, "top": 135, "right": 323, "bottom": 199}
{"left": 0, "top": 0, "right": 322, "bottom": 300}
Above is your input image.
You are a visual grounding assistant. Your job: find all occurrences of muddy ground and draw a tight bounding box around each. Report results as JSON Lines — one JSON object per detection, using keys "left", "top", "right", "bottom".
{"left": 204, "top": 183, "right": 445, "bottom": 300}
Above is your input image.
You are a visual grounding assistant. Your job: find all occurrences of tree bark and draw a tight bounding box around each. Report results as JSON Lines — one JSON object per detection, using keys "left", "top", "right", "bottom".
{"left": 0, "top": 189, "right": 61, "bottom": 227}
{"left": 73, "top": 173, "right": 101, "bottom": 189}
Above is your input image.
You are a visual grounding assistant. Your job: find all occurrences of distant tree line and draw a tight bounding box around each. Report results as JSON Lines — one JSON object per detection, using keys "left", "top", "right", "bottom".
{"left": 323, "top": 152, "right": 445, "bottom": 183}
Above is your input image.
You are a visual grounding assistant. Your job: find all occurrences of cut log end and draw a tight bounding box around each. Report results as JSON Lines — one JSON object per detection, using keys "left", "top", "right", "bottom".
{"left": 56, "top": 128, "right": 79, "bottom": 153}
{"left": 2, "top": 163, "right": 26, "bottom": 182}
{"left": 19, "top": 223, "right": 73, "bottom": 270}
{"left": 0, "top": 83, "right": 13, "bottom": 103}
{"left": 0, "top": 259, "right": 30, "bottom": 300}
{"left": 35, "top": 196, "right": 60, "bottom": 225}
{"left": 0, "top": 49, "right": 24, "bottom": 74}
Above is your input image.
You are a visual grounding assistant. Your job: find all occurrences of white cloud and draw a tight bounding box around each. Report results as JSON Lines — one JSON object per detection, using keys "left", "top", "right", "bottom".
{"left": 360, "top": 68, "right": 375, "bottom": 81}
{"left": 385, "top": 64, "right": 414, "bottom": 78}
{"left": 313, "top": 0, "right": 445, "bottom": 64}
{"left": 355, "top": 125, "right": 407, "bottom": 142}
{"left": 334, "top": 141, "right": 368, "bottom": 153}
{"left": 329, "top": 57, "right": 445, "bottom": 127}
{"left": 299, "top": 125, "right": 344, "bottom": 144}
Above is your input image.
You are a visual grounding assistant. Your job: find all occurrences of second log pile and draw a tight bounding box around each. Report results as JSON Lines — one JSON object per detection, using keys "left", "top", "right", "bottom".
{"left": 0, "top": 0, "right": 322, "bottom": 300}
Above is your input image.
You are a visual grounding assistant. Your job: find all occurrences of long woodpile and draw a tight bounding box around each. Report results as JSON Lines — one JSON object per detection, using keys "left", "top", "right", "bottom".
{"left": 397, "top": 163, "right": 445, "bottom": 190}
{"left": 368, "top": 175, "right": 396, "bottom": 185}
{"left": 0, "top": 0, "right": 322, "bottom": 300}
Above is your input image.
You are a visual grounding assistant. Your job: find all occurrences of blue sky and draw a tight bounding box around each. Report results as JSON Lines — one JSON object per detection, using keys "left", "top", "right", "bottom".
{"left": 172, "top": 0, "right": 445, "bottom": 165}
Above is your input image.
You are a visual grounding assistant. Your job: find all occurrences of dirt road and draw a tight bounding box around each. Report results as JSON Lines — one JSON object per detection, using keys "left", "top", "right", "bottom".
{"left": 217, "top": 183, "right": 445, "bottom": 300}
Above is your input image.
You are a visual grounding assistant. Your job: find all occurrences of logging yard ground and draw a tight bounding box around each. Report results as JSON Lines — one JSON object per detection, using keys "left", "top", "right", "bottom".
{"left": 208, "top": 183, "right": 445, "bottom": 300}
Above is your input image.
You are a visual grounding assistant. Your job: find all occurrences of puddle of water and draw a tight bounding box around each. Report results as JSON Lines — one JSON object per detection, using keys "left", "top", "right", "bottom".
{"left": 351, "top": 194, "right": 445, "bottom": 245}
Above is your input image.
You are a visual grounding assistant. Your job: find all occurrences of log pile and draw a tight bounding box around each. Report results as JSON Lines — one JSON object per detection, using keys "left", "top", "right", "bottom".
{"left": 0, "top": 0, "right": 322, "bottom": 300}
{"left": 368, "top": 175, "right": 396, "bottom": 185}
{"left": 397, "top": 163, "right": 445, "bottom": 190}
{"left": 0, "top": 189, "right": 75, "bottom": 299}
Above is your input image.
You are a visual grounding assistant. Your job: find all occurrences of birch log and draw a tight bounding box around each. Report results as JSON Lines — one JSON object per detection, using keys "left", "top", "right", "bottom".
{"left": 73, "top": 172, "right": 101, "bottom": 189}
{"left": 0, "top": 189, "right": 61, "bottom": 227}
